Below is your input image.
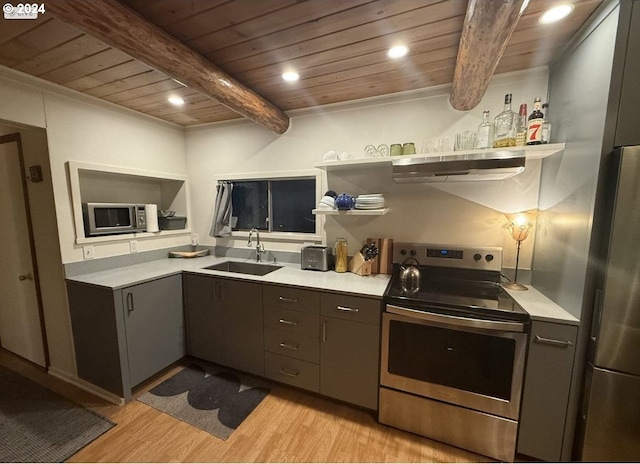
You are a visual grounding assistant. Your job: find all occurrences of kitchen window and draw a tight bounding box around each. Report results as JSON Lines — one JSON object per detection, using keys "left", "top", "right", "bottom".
{"left": 218, "top": 170, "right": 323, "bottom": 240}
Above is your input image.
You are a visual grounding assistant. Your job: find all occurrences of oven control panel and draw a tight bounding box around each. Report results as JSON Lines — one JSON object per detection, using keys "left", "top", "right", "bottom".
{"left": 394, "top": 242, "right": 502, "bottom": 272}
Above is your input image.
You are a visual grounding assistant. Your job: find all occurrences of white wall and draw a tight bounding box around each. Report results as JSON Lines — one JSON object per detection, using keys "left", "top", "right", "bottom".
{"left": 186, "top": 69, "right": 549, "bottom": 269}
{"left": 0, "top": 67, "right": 188, "bottom": 377}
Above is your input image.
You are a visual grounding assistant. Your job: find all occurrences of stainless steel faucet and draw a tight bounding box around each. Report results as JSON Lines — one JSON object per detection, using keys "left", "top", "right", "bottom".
{"left": 248, "top": 227, "right": 266, "bottom": 262}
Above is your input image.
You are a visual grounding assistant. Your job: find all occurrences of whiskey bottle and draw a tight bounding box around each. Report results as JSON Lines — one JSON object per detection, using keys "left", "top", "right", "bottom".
{"left": 541, "top": 103, "right": 551, "bottom": 144}
{"left": 476, "top": 110, "right": 494, "bottom": 149}
{"left": 515, "top": 103, "right": 528, "bottom": 146}
{"left": 526, "top": 97, "right": 544, "bottom": 145}
{"left": 493, "top": 94, "right": 517, "bottom": 148}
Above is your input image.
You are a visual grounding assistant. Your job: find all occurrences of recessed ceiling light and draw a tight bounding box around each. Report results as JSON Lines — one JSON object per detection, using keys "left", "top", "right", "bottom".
{"left": 539, "top": 3, "right": 575, "bottom": 24}
{"left": 168, "top": 96, "right": 185, "bottom": 106}
{"left": 282, "top": 71, "right": 300, "bottom": 82}
{"left": 387, "top": 45, "right": 409, "bottom": 59}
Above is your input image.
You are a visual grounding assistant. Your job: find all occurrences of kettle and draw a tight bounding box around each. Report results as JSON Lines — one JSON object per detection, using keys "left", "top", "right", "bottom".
{"left": 400, "top": 257, "right": 421, "bottom": 290}
{"left": 335, "top": 192, "right": 355, "bottom": 210}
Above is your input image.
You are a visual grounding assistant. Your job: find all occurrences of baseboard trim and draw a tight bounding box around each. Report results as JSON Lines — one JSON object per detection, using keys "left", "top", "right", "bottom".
{"left": 48, "top": 366, "right": 124, "bottom": 405}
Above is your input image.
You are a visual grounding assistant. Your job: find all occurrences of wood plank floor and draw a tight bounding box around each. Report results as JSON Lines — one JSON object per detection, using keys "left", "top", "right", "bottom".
{"left": 0, "top": 350, "right": 490, "bottom": 462}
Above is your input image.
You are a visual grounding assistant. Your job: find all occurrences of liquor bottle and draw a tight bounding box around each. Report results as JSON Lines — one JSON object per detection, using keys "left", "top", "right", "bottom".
{"left": 515, "top": 103, "right": 528, "bottom": 146}
{"left": 526, "top": 97, "right": 544, "bottom": 145}
{"left": 476, "top": 110, "right": 494, "bottom": 149}
{"left": 541, "top": 103, "right": 551, "bottom": 144}
{"left": 493, "top": 94, "right": 517, "bottom": 148}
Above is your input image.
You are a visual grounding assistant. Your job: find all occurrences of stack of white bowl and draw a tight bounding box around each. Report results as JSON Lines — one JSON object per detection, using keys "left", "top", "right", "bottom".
{"left": 355, "top": 194, "right": 385, "bottom": 210}
{"left": 317, "top": 195, "right": 336, "bottom": 210}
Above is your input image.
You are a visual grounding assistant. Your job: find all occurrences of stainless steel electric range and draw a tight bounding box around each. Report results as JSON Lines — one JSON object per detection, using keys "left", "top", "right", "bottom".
{"left": 379, "top": 243, "right": 530, "bottom": 462}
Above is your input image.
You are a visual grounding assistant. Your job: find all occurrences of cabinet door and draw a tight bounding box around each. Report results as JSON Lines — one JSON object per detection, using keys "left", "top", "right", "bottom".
{"left": 123, "top": 274, "right": 185, "bottom": 387}
{"left": 221, "top": 278, "right": 264, "bottom": 376}
{"left": 517, "top": 321, "right": 578, "bottom": 461}
{"left": 183, "top": 273, "right": 224, "bottom": 364}
{"left": 320, "top": 317, "right": 380, "bottom": 410}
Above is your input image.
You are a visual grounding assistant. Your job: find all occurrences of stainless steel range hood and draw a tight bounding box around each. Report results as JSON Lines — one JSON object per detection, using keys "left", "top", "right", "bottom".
{"left": 392, "top": 150, "right": 526, "bottom": 183}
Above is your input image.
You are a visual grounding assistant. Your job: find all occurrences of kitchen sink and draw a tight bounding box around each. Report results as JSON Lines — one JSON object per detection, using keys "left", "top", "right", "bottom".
{"left": 203, "top": 261, "right": 282, "bottom": 276}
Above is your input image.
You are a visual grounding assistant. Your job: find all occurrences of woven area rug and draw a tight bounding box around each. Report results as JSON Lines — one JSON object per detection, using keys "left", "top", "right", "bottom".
{"left": 138, "top": 362, "right": 270, "bottom": 440}
{"left": 0, "top": 366, "right": 115, "bottom": 463}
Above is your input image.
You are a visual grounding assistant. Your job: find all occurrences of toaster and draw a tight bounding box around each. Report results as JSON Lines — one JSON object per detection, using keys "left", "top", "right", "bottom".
{"left": 301, "top": 246, "right": 333, "bottom": 271}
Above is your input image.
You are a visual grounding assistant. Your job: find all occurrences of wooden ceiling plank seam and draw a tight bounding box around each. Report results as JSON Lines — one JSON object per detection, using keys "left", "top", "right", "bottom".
{"left": 150, "top": 0, "right": 300, "bottom": 44}
{"left": 265, "top": 56, "right": 457, "bottom": 103}
{"left": 12, "top": 34, "right": 112, "bottom": 77}
{"left": 47, "top": 0, "right": 290, "bottom": 134}
{"left": 450, "top": 0, "right": 527, "bottom": 111}
{"left": 188, "top": 0, "right": 373, "bottom": 55}
{"left": 204, "top": 0, "right": 450, "bottom": 66}
{"left": 146, "top": 99, "right": 225, "bottom": 118}
{"left": 64, "top": 59, "right": 149, "bottom": 92}
{"left": 240, "top": 32, "right": 462, "bottom": 92}
{"left": 0, "top": 19, "right": 85, "bottom": 68}
{"left": 85, "top": 70, "right": 174, "bottom": 98}
{"left": 0, "top": 17, "right": 53, "bottom": 46}
{"left": 128, "top": 90, "right": 208, "bottom": 113}
{"left": 38, "top": 47, "right": 133, "bottom": 84}
{"left": 103, "top": 78, "right": 185, "bottom": 104}
{"left": 254, "top": 49, "right": 459, "bottom": 99}
{"left": 278, "top": 69, "right": 454, "bottom": 111}
{"left": 210, "top": 1, "right": 466, "bottom": 76}
{"left": 121, "top": 0, "right": 231, "bottom": 29}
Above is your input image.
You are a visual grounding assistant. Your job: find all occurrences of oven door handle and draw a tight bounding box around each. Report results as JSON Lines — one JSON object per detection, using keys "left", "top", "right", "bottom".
{"left": 386, "top": 305, "right": 526, "bottom": 333}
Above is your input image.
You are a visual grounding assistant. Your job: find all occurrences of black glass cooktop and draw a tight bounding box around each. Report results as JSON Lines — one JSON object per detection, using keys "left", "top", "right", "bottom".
{"left": 384, "top": 265, "right": 529, "bottom": 322}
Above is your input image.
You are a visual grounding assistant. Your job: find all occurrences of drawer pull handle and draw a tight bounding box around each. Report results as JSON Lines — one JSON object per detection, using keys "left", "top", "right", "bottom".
{"left": 126, "top": 292, "right": 134, "bottom": 312}
{"left": 279, "top": 368, "right": 299, "bottom": 378}
{"left": 535, "top": 335, "right": 573, "bottom": 347}
{"left": 279, "top": 319, "right": 298, "bottom": 326}
{"left": 279, "top": 342, "right": 299, "bottom": 350}
{"left": 337, "top": 305, "right": 359, "bottom": 312}
{"left": 279, "top": 296, "right": 299, "bottom": 304}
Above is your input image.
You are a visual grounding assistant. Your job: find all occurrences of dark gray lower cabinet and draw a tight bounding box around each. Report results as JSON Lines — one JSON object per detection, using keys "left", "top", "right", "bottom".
{"left": 320, "top": 316, "right": 380, "bottom": 409}
{"left": 517, "top": 321, "right": 578, "bottom": 461}
{"left": 183, "top": 273, "right": 264, "bottom": 377}
{"left": 320, "top": 292, "right": 381, "bottom": 410}
{"left": 67, "top": 274, "right": 185, "bottom": 400}
{"left": 122, "top": 276, "right": 185, "bottom": 387}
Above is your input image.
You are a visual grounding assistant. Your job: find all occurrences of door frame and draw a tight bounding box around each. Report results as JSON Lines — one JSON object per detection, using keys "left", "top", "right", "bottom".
{"left": 0, "top": 132, "right": 49, "bottom": 367}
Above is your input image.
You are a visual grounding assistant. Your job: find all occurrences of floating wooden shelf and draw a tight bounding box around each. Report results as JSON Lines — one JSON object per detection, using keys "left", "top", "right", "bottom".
{"left": 313, "top": 143, "right": 566, "bottom": 170}
{"left": 312, "top": 208, "right": 389, "bottom": 216}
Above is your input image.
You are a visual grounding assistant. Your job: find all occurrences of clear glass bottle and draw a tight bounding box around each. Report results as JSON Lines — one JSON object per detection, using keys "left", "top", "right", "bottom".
{"left": 526, "top": 97, "right": 544, "bottom": 145}
{"left": 476, "top": 110, "right": 494, "bottom": 149}
{"left": 335, "top": 237, "right": 348, "bottom": 273}
{"left": 493, "top": 93, "right": 517, "bottom": 148}
{"left": 541, "top": 103, "right": 551, "bottom": 144}
{"left": 515, "top": 103, "right": 528, "bottom": 146}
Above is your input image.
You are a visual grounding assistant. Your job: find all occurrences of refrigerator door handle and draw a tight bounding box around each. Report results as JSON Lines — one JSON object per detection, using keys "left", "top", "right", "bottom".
{"left": 590, "top": 288, "right": 603, "bottom": 343}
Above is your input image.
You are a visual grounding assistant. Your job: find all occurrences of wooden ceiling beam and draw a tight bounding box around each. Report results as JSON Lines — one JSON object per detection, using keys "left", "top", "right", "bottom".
{"left": 45, "top": 0, "right": 290, "bottom": 133}
{"left": 450, "top": 0, "right": 527, "bottom": 111}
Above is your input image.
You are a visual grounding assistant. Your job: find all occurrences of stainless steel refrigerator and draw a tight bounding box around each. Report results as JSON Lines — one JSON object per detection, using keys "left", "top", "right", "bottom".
{"left": 579, "top": 145, "right": 640, "bottom": 461}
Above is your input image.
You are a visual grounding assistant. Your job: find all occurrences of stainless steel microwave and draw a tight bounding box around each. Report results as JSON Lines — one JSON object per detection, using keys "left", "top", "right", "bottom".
{"left": 82, "top": 202, "right": 147, "bottom": 236}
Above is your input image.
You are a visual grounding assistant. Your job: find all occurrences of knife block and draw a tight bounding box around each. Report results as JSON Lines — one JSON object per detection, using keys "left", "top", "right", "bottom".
{"left": 348, "top": 252, "right": 372, "bottom": 276}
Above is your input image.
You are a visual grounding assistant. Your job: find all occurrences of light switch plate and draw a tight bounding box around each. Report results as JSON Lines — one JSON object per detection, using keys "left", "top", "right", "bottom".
{"left": 129, "top": 240, "right": 138, "bottom": 253}
{"left": 83, "top": 245, "right": 94, "bottom": 260}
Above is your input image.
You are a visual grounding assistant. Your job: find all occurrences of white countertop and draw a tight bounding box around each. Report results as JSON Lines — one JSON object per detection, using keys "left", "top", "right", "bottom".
{"left": 505, "top": 285, "right": 579, "bottom": 326}
{"left": 66, "top": 255, "right": 391, "bottom": 297}
{"left": 67, "top": 255, "right": 579, "bottom": 324}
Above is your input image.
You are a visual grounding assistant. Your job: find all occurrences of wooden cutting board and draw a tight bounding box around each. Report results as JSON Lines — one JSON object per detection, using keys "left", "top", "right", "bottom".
{"left": 168, "top": 249, "right": 210, "bottom": 258}
{"left": 379, "top": 238, "right": 393, "bottom": 274}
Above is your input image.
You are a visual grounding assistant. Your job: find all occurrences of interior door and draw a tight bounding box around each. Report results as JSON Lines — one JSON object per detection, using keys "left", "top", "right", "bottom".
{"left": 0, "top": 136, "right": 46, "bottom": 367}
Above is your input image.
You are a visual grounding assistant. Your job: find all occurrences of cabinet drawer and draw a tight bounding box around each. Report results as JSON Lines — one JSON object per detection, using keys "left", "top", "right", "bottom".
{"left": 265, "top": 352, "right": 319, "bottom": 392}
{"left": 320, "top": 293, "right": 381, "bottom": 325}
{"left": 264, "top": 306, "right": 319, "bottom": 338}
{"left": 263, "top": 285, "right": 320, "bottom": 314}
{"left": 264, "top": 327, "right": 319, "bottom": 363}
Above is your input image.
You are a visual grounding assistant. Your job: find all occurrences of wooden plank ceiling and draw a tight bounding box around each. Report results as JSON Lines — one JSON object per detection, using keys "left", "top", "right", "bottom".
{"left": 0, "top": 0, "right": 603, "bottom": 127}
